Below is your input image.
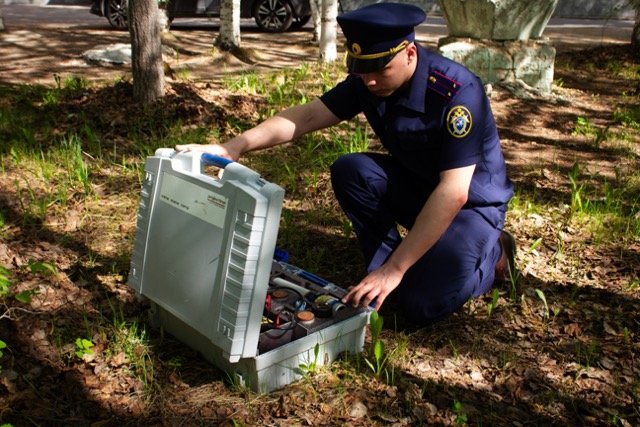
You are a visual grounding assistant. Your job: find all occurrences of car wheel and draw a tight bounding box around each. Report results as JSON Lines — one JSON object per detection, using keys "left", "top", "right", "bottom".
{"left": 253, "top": 0, "right": 294, "bottom": 33}
{"left": 291, "top": 14, "right": 311, "bottom": 29}
{"left": 105, "top": 0, "right": 128, "bottom": 29}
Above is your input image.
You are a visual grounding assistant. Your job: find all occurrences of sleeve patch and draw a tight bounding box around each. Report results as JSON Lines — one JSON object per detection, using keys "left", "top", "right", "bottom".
{"left": 446, "top": 106, "right": 472, "bottom": 138}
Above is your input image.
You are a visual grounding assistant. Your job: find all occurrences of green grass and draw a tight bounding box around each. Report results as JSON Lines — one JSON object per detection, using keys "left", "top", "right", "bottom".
{"left": 614, "top": 103, "right": 640, "bottom": 130}
{"left": 1, "top": 62, "right": 638, "bottom": 250}
{"left": 2, "top": 63, "right": 638, "bottom": 274}
{"left": 1, "top": 58, "right": 639, "bottom": 424}
{"left": 107, "top": 305, "right": 156, "bottom": 393}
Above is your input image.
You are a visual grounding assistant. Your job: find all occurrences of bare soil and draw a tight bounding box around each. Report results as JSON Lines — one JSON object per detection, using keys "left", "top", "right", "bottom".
{"left": 0, "top": 15, "right": 639, "bottom": 427}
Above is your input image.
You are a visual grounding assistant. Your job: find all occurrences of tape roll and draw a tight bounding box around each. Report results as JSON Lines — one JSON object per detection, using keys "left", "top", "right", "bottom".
{"left": 296, "top": 310, "right": 315, "bottom": 325}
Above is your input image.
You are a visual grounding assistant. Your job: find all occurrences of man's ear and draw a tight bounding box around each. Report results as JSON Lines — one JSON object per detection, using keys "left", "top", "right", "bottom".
{"left": 406, "top": 43, "right": 418, "bottom": 65}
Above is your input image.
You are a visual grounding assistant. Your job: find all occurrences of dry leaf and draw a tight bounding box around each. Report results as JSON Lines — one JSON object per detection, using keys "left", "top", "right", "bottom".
{"left": 349, "top": 400, "right": 368, "bottom": 419}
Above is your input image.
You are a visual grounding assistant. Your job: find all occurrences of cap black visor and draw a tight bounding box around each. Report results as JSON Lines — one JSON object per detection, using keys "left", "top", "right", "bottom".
{"left": 346, "top": 53, "right": 397, "bottom": 74}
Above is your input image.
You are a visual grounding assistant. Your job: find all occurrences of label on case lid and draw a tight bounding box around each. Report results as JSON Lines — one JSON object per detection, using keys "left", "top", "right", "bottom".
{"left": 160, "top": 172, "right": 228, "bottom": 228}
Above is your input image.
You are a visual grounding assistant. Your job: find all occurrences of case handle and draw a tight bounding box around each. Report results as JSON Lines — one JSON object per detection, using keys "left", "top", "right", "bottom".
{"left": 201, "top": 153, "right": 233, "bottom": 168}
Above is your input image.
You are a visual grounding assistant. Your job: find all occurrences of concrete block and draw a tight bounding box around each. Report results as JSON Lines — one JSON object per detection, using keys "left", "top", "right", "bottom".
{"left": 439, "top": 0, "right": 559, "bottom": 40}
{"left": 438, "top": 37, "right": 556, "bottom": 96}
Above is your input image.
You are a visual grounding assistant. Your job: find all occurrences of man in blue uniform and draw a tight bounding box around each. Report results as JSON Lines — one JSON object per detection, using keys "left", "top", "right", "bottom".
{"left": 176, "top": 2, "right": 515, "bottom": 325}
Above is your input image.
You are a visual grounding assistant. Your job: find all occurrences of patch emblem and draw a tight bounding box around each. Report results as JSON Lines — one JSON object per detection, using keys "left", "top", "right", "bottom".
{"left": 446, "top": 106, "right": 472, "bottom": 138}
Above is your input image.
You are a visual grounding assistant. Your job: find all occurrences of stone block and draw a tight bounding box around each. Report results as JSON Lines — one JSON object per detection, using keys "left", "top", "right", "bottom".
{"left": 439, "top": 0, "right": 559, "bottom": 40}
{"left": 437, "top": 37, "right": 556, "bottom": 95}
{"left": 509, "top": 41, "right": 556, "bottom": 94}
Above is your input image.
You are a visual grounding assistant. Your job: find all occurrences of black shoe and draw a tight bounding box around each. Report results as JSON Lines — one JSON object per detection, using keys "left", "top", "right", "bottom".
{"left": 494, "top": 230, "right": 516, "bottom": 284}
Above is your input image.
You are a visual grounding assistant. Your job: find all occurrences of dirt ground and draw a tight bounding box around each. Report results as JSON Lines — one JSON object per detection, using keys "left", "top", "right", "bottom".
{"left": 1, "top": 6, "right": 640, "bottom": 427}
{"left": 0, "top": 4, "right": 635, "bottom": 85}
{"left": 0, "top": 6, "right": 319, "bottom": 85}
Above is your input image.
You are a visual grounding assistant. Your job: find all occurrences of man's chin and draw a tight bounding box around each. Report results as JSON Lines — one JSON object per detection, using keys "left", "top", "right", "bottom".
{"left": 370, "top": 89, "right": 392, "bottom": 98}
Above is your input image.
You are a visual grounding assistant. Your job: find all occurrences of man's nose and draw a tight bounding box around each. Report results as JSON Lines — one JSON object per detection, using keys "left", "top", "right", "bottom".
{"left": 359, "top": 73, "right": 376, "bottom": 86}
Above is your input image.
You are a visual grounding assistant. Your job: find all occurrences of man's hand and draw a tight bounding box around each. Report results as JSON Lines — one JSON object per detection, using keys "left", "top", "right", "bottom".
{"left": 174, "top": 143, "right": 238, "bottom": 162}
{"left": 342, "top": 262, "right": 404, "bottom": 310}
{"left": 341, "top": 165, "right": 476, "bottom": 311}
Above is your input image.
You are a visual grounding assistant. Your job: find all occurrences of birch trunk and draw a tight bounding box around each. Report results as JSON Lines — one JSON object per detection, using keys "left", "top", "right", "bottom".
{"left": 309, "top": 0, "right": 321, "bottom": 42}
{"left": 319, "top": 0, "right": 338, "bottom": 62}
{"left": 129, "top": 0, "right": 165, "bottom": 103}
{"left": 216, "top": 0, "right": 242, "bottom": 50}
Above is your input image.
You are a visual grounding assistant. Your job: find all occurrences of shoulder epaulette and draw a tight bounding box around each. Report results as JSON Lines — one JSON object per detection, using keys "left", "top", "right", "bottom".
{"left": 427, "top": 70, "right": 462, "bottom": 100}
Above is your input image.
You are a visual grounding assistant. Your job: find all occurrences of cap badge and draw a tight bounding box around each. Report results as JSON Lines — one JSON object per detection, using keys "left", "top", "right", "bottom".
{"left": 447, "top": 106, "right": 472, "bottom": 138}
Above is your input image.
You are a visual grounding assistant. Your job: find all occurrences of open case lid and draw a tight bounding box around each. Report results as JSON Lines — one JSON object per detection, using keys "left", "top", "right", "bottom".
{"left": 129, "top": 149, "right": 284, "bottom": 363}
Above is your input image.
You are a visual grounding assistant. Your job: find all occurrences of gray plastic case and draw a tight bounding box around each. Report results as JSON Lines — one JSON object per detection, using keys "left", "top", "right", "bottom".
{"left": 129, "top": 149, "right": 369, "bottom": 392}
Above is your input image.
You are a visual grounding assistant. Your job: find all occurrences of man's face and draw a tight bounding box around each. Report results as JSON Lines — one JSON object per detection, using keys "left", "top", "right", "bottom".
{"left": 355, "top": 44, "right": 417, "bottom": 98}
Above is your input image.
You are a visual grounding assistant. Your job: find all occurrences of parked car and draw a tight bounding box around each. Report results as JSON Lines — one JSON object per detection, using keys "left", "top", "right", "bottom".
{"left": 90, "top": 0, "right": 312, "bottom": 33}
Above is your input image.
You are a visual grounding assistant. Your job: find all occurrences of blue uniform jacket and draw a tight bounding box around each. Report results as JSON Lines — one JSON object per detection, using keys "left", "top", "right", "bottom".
{"left": 320, "top": 44, "right": 514, "bottom": 228}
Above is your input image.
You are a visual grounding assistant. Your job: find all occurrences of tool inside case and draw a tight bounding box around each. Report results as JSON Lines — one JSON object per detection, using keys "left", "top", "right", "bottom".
{"left": 260, "top": 260, "right": 363, "bottom": 353}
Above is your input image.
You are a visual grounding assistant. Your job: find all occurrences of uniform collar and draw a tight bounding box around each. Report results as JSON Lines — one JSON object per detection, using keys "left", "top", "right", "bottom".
{"left": 385, "top": 44, "right": 429, "bottom": 114}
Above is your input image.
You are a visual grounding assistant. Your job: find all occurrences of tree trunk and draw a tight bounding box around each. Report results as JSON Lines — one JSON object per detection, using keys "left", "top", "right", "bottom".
{"left": 309, "top": 0, "right": 321, "bottom": 42}
{"left": 216, "top": 0, "right": 241, "bottom": 50}
{"left": 129, "top": 0, "right": 165, "bottom": 104}
{"left": 632, "top": 6, "right": 640, "bottom": 55}
{"left": 319, "top": 0, "right": 337, "bottom": 62}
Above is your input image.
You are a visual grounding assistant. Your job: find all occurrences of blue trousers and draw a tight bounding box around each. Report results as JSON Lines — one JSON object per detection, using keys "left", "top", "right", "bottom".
{"left": 330, "top": 153, "right": 504, "bottom": 325}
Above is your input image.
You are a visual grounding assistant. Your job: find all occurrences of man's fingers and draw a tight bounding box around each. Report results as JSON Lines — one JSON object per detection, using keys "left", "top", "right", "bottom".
{"left": 372, "top": 294, "right": 386, "bottom": 310}
{"left": 362, "top": 290, "right": 384, "bottom": 309}
{"left": 343, "top": 283, "right": 381, "bottom": 309}
{"left": 175, "top": 143, "right": 196, "bottom": 152}
{"left": 343, "top": 284, "right": 366, "bottom": 306}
